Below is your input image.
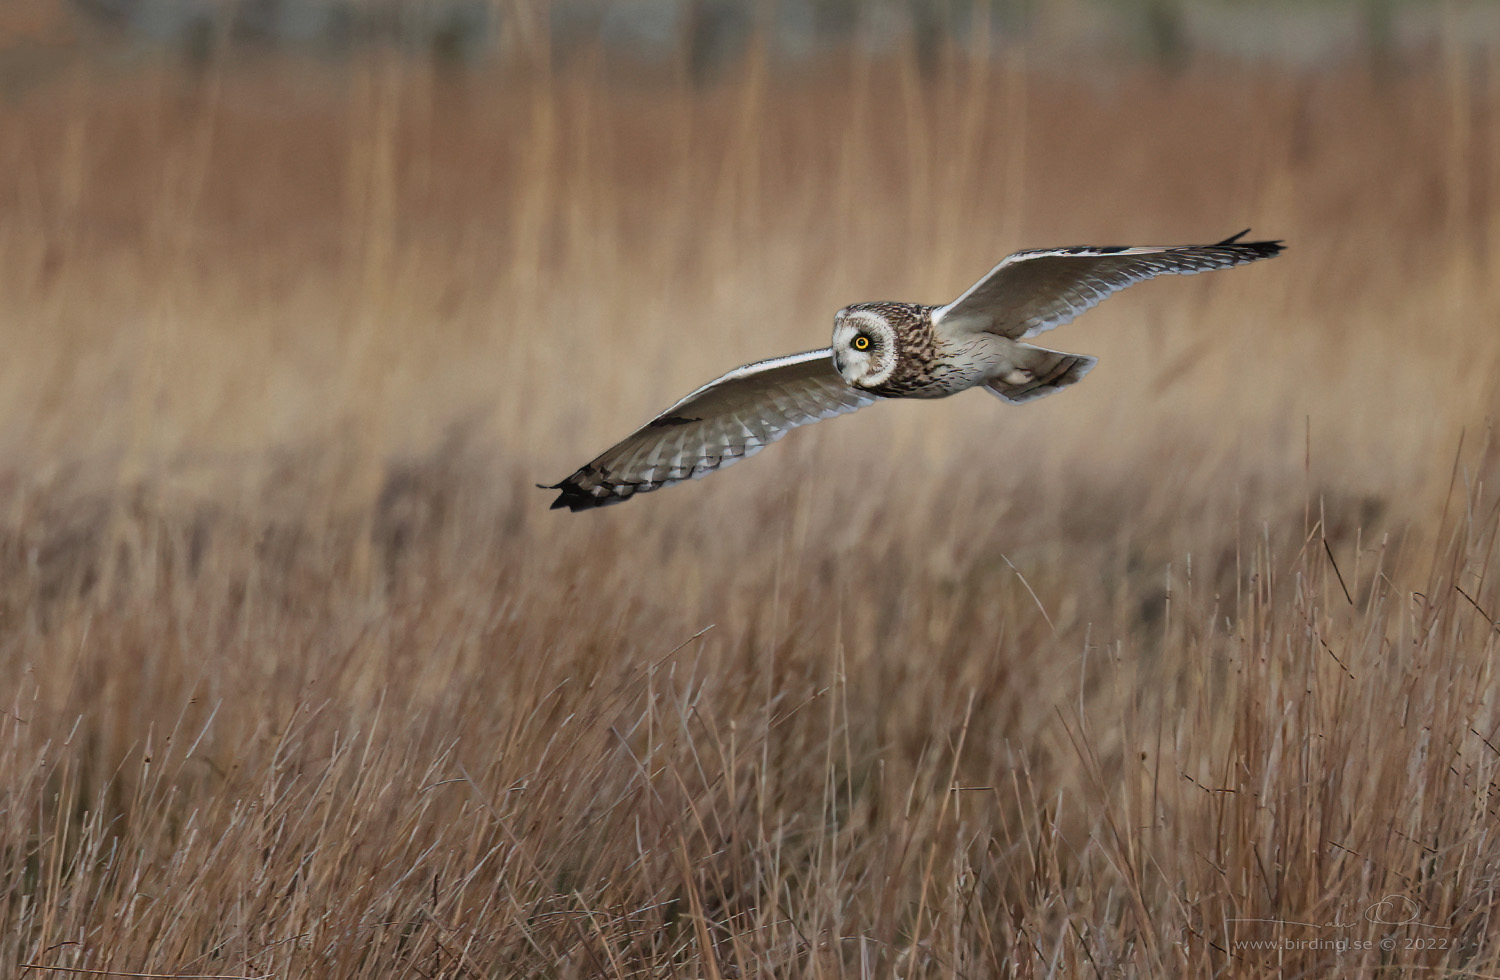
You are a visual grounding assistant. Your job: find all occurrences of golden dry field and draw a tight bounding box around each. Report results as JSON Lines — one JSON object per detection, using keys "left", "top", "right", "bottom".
{"left": 4, "top": 24, "right": 1500, "bottom": 980}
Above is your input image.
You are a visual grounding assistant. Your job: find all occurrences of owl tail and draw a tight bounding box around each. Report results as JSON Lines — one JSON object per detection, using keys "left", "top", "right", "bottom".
{"left": 982, "top": 343, "right": 1097, "bottom": 405}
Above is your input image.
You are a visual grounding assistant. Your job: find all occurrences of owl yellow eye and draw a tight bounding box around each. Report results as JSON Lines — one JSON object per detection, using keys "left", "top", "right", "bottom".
{"left": 852, "top": 334, "right": 871, "bottom": 351}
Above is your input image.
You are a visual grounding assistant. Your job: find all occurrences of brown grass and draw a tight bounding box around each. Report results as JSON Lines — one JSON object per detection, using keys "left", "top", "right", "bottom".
{"left": 3, "top": 37, "right": 1500, "bottom": 979}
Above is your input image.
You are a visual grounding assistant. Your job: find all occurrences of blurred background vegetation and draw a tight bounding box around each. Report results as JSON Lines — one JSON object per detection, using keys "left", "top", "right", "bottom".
{"left": 5, "top": 0, "right": 1499, "bottom": 76}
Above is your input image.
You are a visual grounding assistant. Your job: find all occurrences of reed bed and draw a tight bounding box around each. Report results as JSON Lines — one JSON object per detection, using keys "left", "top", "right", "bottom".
{"left": 2, "top": 39, "right": 1500, "bottom": 978}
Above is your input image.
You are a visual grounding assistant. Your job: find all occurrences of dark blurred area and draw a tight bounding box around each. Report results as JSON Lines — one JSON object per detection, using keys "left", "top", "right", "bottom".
{"left": 2, "top": 0, "right": 1498, "bottom": 82}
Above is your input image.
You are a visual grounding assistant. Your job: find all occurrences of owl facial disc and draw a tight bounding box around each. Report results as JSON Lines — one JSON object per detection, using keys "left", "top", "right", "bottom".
{"left": 832, "top": 309, "right": 898, "bottom": 390}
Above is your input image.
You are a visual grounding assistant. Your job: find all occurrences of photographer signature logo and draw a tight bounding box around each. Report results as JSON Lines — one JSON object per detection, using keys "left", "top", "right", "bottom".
{"left": 1218, "top": 896, "right": 1475, "bottom": 955}
{"left": 1230, "top": 894, "right": 1444, "bottom": 930}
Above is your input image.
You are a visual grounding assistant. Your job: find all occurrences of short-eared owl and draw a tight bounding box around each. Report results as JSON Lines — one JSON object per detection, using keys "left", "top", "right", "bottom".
{"left": 543, "top": 231, "right": 1283, "bottom": 511}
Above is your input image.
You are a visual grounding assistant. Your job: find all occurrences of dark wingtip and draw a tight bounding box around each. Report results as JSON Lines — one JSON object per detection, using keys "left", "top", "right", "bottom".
{"left": 1215, "top": 228, "right": 1284, "bottom": 258}
{"left": 539, "top": 477, "right": 630, "bottom": 512}
{"left": 536, "top": 481, "right": 574, "bottom": 510}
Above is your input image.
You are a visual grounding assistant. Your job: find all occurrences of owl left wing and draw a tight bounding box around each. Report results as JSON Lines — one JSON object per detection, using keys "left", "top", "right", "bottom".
{"left": 541, "top": 348, "right": 879, "bottom": 511}
{"left": 931, "top": 230, "right": 1284, "bottom": 340}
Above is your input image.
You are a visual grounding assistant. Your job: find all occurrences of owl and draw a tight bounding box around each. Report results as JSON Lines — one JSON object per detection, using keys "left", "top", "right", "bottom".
{"left": 543, "top": 231, "right": 1283, "bottom": 511}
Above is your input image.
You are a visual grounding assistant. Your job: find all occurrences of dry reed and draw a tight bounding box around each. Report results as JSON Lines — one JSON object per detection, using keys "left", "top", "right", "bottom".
{"left": 2, "top": 36, "right": 1500, "bottom": 980}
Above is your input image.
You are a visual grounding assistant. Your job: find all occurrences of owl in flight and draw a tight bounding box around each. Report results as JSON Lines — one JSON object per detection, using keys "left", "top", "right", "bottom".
{"left": 543, "top": 231, "right": 1283, "bottom": 511}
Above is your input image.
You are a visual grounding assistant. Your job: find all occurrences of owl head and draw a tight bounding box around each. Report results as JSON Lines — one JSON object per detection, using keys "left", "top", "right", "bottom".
{"left": 831, "top": 302, "right": 922, "bottom": 391}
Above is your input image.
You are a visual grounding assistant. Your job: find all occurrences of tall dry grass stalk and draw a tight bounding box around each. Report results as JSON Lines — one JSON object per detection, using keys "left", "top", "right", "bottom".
{"left": 1, "top": 38, "right": 1500, "bottom": 979}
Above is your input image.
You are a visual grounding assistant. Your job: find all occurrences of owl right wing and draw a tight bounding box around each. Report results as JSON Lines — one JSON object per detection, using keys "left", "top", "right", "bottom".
{"left": 931, "top": 230, "right": 1284, "bottom": 340}
{"left": 541, "top": 349, "right": 880, "bottom": 511}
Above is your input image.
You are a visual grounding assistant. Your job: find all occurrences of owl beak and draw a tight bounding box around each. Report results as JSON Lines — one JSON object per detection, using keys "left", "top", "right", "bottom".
{"left": 834, "top": 354, "right": 857, "bottom": 386}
